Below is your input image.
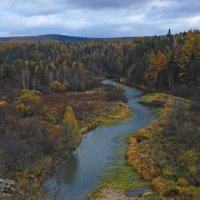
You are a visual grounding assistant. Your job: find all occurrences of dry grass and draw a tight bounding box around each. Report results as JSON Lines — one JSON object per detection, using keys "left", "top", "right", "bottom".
{"left": 42, "top": 87, "right": 131, "bottom": 134}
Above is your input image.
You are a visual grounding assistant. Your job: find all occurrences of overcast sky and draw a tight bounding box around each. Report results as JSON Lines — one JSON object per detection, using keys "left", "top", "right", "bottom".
{"left": 0, "top": 0, "right": 200, "bottom": 38}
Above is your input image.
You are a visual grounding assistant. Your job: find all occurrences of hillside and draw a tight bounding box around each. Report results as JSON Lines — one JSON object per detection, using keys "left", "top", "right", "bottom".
{"left": 0, "top": 34, "right": 136, "bottom": 42}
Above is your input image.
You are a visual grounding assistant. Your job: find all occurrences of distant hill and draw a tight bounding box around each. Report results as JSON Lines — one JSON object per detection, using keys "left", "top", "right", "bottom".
{"left": 0, "top": 34, "right": 136, "bottom": 42}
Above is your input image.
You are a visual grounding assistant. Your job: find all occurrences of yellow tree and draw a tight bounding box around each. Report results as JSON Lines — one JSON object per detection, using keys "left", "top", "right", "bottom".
{"left": 145, "top": 51, "right": 167, "bottom": 90}
{"left": 176, "top": 31, "right": 200, "bottom": 83}
{"left": 62, "top": 106, "right": 78, "bottom": 146}
{"left": 177, "top": 40, "right": 192, "bottom": 82}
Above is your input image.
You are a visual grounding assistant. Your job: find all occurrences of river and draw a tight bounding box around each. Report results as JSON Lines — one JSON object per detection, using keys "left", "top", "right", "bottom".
{"left": 44, "top": 80, "right": 157, "bottom": 200}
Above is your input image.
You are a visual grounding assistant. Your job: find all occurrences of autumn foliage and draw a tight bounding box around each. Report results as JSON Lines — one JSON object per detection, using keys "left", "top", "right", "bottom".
{"left": 62, "top": 106, "right": 78, "bottom": 137}
{"left": 49, "top": 81, "right": 70, "bottom": 92}
{"left": 0, "top": 30, "right": 200, "bottom": 100}
{"left": 145, "top": 51, "right": 167, "bottom": 90}
{"left": 14, "top": 90, "right": 42, "bottom": 117}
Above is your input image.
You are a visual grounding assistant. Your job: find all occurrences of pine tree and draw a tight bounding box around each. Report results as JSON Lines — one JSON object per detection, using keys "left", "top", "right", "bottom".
{"left": 167, "top": 29, "right": 171, "bottom": 37}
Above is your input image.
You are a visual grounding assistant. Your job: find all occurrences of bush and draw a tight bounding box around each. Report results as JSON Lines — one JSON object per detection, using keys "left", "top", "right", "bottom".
{"left": 0, "top": 117, "right": 55, "bottom": 175}
{"left": 162, "top": 166, "right": 176, "bottom": 177}
{"left": 49, "top": 81, "right": 70, "bottom": 92}
{"left": 14, "top": 90, "right": 42, "bottom": 117}
{"left": 180, "top": 186, "right": 200, "bottom": 199}
{"left": 0, "top": 100, "right": 7, "bottom": 108}
{"left": 178, "top": 178, "right": 188, "bottom": 187}
{"left": 106, "top": 85, "right": 127, "bottom": 103}
{"left": 163, "top": 183, "right": 180, "bottom": 197}
{"left": 42, "top": 106, "right": 59, "bottom": 124}
{"left": 180, "top": 150, "right": 198, "bottom": 175}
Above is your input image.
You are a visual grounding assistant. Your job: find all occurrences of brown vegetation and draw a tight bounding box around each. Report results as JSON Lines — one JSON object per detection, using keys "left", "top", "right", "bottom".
{"left": 42, "top": 86, "right": 129, "bottom": 134}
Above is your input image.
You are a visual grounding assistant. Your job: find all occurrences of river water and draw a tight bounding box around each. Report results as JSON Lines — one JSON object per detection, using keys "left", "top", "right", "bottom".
{"left": 44, "top": 80, "right": 157, "bottom": 200}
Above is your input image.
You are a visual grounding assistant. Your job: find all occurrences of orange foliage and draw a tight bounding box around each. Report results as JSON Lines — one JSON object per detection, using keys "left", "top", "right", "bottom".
{"left": 145, "top": 51, "right": 167, "bottom": 87}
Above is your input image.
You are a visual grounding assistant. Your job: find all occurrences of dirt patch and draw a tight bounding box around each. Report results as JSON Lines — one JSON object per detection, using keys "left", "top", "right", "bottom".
{"left": 95, "top": 188, "right": 137, "bottom": 200}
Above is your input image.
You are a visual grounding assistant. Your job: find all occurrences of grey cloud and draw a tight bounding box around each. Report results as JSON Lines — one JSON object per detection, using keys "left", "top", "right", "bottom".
{"left": 0, "top": 1, "right": 67, "bottom": 17}
{"left": 65, "top": 0, "right": 147, "bottom": 9}
{"left": 148, "top": 0, "right": 200, "bottom": 20}
{"left": 0, "top": 0, "right": 199, "bottom": 37}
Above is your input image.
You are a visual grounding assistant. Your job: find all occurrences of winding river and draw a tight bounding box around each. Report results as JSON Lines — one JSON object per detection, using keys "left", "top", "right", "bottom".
{"left": 44, "top": 80, "right": 157, "bottom": 200}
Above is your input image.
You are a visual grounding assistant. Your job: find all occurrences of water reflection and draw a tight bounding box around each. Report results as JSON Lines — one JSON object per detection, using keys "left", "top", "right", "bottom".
{"left": 57, "top": 154, "right": 78, "bottom": 185}
{"left": 45, "top": 154, "right": 78, "bottom": 199}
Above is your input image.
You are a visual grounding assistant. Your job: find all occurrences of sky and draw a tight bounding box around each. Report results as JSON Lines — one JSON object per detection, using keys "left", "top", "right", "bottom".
{"left": 0, "top": 0, "right": 200, "bottom": 38}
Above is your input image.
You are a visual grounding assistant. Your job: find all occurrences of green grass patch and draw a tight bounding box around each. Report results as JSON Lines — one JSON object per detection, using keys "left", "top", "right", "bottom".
{"left": 155, "top": 107, "right": 164, "bottom": 116}
{"left": 141, "top": 93, "right": 156, "bottom": 103}
{"left": 101, "top": 111, "right": 134, "bottom": 127}
{"left": 141, "top": 93, "right": 165, "bottom": 117}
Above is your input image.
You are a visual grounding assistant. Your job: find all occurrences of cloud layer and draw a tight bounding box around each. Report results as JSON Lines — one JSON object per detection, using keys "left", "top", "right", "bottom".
{"left": 0, "top": 0, "right": 200, "bottom": 37}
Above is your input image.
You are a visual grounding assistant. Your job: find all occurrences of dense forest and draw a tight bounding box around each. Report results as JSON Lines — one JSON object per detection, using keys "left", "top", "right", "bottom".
{"left": 0, "top": 30, "right": 200, "bottom": 100}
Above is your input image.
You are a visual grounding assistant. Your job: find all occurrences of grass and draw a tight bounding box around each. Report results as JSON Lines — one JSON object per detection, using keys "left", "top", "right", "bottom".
{"left": 141, "top": 93, "right": 167, "bottom": 117}
{"left": 90, "top": 104, "right": 132, "bottom": 127}
{"left": 88, "top": 134, "right": 159, "bottom": 200}
{"left": 141, "top": 93, "right": 168, "bottom": 104}
{"left": 101, "top": 111, "right": 134, "bottom": 127}
{"left": 155, "top": 107, "right": 164, "bottom": 116}
{"left": 79, "top": 102, "right": 132, "bottom": 134}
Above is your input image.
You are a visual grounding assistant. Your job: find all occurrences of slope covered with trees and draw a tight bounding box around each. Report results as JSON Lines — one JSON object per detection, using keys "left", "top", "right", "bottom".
{"left": 1, "top": 30, "right": 200, "bottom": 100}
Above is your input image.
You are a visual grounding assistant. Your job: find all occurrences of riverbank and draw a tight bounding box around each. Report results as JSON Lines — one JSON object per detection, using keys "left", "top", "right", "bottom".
{"left": 127, "top": 93, "right": 200, "bottom": 199}
{"left": 1, "top": 86, "right": 131, "bottom": 200}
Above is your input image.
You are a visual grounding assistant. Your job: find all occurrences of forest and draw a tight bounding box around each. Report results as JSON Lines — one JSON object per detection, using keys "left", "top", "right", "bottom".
{"left": 0, "top": 30, "right": 200, "bottom": 100}
{"left": 0, "top": 29, "right": 200, "bottom": 199}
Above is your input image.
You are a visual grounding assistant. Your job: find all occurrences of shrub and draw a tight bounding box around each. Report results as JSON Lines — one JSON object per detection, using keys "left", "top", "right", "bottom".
{"left": 0, "top": 100, "right": 7, "bottom": 108}
{"left": 152, "top": 177, "right": 168, "bottom": 193}
{"left": 178, "top": 178, "right": 188, "bottom": 187}
{"left": 42, "top": 106, "right": 59, "bottom": 124}
{"left": 180, "top": 186, "right": 200, "bottom": 199}
{"left": 162, "top": 166, "right": 176, "bottom": 177}
{"left": 49, "top": 81, "right": 70, "bottom": 92}
{"left": 163, "top": 183, "right": 180, "bottom": 197}
{"left": 116, "top": 83, "right": 124, "bottom": 91}
{"left": 14, "top": 90, "right": 42, "bottom": 117}
{"left": 180, "top": 150, "right": 198, "bottom": 175}
{"left": 106, "top": 86, "right": 127, "bottom": 102}
{"left": 0, "top": 117, "right": 55, "bottom": 175}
